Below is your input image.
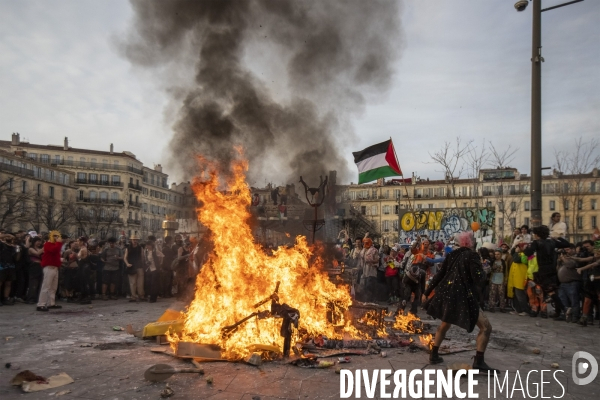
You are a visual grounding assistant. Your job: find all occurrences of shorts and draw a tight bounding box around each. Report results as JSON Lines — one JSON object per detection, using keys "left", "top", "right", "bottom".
{"left": 0, "top": 268, "right": 16, "bottom": 282}
{"left": 102, "top": 270, "right": 120, "bottom": 285}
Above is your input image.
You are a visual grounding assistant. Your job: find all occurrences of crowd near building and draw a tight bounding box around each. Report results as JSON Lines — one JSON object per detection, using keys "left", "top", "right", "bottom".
{"left": 0, "top": 133, "right": 200, "bottom": 238}
{"left": 337, "top": 167, "right": 600, "bottom": 244}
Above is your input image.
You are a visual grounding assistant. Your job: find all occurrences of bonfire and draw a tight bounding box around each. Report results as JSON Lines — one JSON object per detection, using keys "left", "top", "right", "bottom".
{"left": 168, "top": 155, "right": 431, "bottom": 360}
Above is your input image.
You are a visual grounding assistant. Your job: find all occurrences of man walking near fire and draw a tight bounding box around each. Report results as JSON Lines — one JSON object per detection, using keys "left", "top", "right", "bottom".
{"left": 423, "top": 231, "right": 495, "bottom": 371}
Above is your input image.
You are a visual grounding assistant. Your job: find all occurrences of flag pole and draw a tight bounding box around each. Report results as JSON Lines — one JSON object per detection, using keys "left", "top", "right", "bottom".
{"left": 390, "top": 138, "right": 412, "bottom": 241}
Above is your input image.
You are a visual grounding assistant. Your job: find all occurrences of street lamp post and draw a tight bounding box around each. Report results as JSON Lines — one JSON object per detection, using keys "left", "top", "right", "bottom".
{"left": 515, "top": 0, "right": 584, "bottom": 227}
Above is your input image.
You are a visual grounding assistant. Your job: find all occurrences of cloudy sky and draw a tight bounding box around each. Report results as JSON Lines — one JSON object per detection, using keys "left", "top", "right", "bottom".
{"left": 1, "top": 0, "right": 598, "bottom": 185}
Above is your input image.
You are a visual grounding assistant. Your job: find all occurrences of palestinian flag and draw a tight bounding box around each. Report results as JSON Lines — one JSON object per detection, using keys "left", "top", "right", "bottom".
{"left": 353, "top": 139, "right": 402, "bottom": 184}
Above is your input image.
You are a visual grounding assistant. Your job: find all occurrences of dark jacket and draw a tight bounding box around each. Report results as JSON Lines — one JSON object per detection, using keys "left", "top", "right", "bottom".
{"left": 524, "top": 238, "right": 557, "bottom": 286}
{"left": 424, "top": 247, "right": 486, "bottom": 333}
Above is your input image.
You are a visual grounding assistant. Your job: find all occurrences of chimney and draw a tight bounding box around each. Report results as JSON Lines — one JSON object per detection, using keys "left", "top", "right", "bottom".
{"left": 110, "top": 143, "right": 114, "bottom": 154}
{"left": 64, "top": 137, "right": 68, "bottom": 150}
{"left": 11, "top": 132, "right": 20, "bottom": 145}
{"left": 154, "top": 164, "right": 163, "bottom": 173}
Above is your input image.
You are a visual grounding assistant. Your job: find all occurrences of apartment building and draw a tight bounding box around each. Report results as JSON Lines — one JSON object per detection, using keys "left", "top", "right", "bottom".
{"left": 337, "top": 167, "right": 600, "bottom": 243}
{"left": 0, "top": 148, "right": 77, "bottom": 233}
{"left": 0, "top": 133, "right": 197, "bottom": 238}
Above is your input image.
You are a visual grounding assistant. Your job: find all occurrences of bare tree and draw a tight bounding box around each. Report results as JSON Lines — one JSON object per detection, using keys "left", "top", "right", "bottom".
{"left": 428, "top": 137, "right": 472, "bottom": 205}
{"left": 26, "top": 197, "right": 72, "bottom": 233}
{"left": 68, "top": 203, "right": 123, "bottom": 239}
{"left": 554, "top": 137, "right": 600, "bottom": 240}
{"left": 488, "top": 143, "right": 523, "bottom": 242}
{"left": 464, "top": 139, "right": 490, "bottom": 208}
{"left": 0, "top": 176, "right": 31, "bottom": 230}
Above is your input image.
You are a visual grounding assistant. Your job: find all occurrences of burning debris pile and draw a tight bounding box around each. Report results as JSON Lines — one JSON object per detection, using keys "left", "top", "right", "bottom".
{"left": 165, "top": 156, "right": 433, "bottom": 364}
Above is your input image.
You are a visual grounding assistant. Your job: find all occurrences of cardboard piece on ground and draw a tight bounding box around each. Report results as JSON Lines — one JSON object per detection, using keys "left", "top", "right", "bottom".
{"left": 143, "top": 320, "right": 184, "bottom": 337}
{"left": 156, "top": 335, "right": 169, "bottom": 345}
{"left": 247, "top": 344, "right": 280, "bottom": 354}
{"left": 150, "top": 347, "right": 169, "bottom": 353}
{"left": 21, "top": 372, "right": 74, "bottom": 393}
{"left": 175, "top": 342, "right": 222, "bottom": 360}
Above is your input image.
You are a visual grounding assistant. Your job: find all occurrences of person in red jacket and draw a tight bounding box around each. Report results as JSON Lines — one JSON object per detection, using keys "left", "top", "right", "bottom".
{"left": 37, "top": 231, "right": 63, "bottom": 311}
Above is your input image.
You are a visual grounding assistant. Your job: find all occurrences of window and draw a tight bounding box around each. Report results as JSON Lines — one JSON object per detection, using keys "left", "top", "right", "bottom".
{"left": 49, "top": 186, "right": 54, "bottom": 199}
{"left": 111, "top": 192, "right": 118, "bottom": 201}
{"left": 360, "top": 206, "right": 366, "bottom": 215}
{"left": 499, "top": 218, "right": 504, "bottom": 228}
{"left": 371, "top": 206, "right": 378, "bottom": 216}
{"left": 564, "top": 200, "right": 569, "bottom": 210}
{"left": 565, "top": 216, "right": 570, "bottom": 226}
{"left": 102, "top": 159, "right": 108, "bottom": 168}
{"left": 7, "top": 178, "right": 13, "bottom": 191}
{"left": 592, "top": 216, "right": 597, "bottom": 228}
{"left": 394, "top": 205, "right": 399, "bottom": 215}
{"left": 510, "top": 202, "right": 516, "bottom": 212}
{"left": 22, "top": 181, "right": 27, "bottom": 193}
{"left": 37, "top": 184, "right": 42, "bottom": 196}
{"left": 524, "top": 201, "right": 530, "bottom": 211}
{"left": 80, "top": 157, "right": 86, "bottom": 163}
{"left": 90, "top": 191, "right": 97, "bottom": 200}
{"left": 591, "top": 182, "right": 597, "bottom": 193}
{"left": 463, "top": 202, "right": 468, "bottom": 208}
{"left": 151, "top": 174, "right": 155, "bottom": 185}
{"left": 577, "top": 200, "right": 583, "bottom": 210}
{"left": 382, "top": 220, "right": 389, "bottom": 231}
{"left": 78, "top": 190, "right": 84, "bottom": 200}
{"left": 428, "top": 203, "right": 434, "bottom": 209}
{"left": 114, "top": 160, "right": 119, "bottom": 168}
{"left": 549, "top": 200, "right": 555, "bottom": 211}
{"left": 510, "top": 218, "right": 516, "bottom": 229}
{"left": 524, "top": 217, "right": 530, "bottom": 226}
{"left": 383, "top": 205, "right": 390, "bottom": 214}
{"left": 577, "top": 217, "right": 583, "bottom": 230}
{"left": 40, "top": 154, "right": 50, "bottom": 164}
{"left": 498, "top": 201, "right": 504, "bottom": 211}
{"left": 592, "top": 200, "right": 597, "bottom": 210}
{"left": 486, "top": 201, "right": 492, "bottom": 208}
{"left": 62, "top": 188, "right": 68, "bottom": 200}
{"left": 128, "top": 211, "right": 132, "bottom": 219}
{"left": 393, "top": 220, "right": 399, "bottom": 231}
{"left": 417, "top": 204, "right": 422, "bottom": 209}
{"left": 89, "top": 173, "right": 98, "bottom": 184}
{"left": 28, "top": 153, "right": 38, "bottom": 161}
{"left": 100, "top": 174, "right": 109, "bottom": 184}
{"left": 67, "top": 156, "right": 73, "bottom": 166}
{"left": 100, "top": 191, "right": 108, "bottom": 201}
{"left": 54, "top": 155, "right": 61, "bottom": 164}
{"left": 90, "top": 158, "right": 97, "bottom": 168}
{"left": 112, "top": 175, "right": 120, "bottom": 185}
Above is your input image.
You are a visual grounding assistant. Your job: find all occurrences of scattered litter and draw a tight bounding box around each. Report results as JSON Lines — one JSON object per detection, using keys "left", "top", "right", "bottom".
{"left": 206, "top": 376, "right": 213, "bottom": 384}
{"left": 5, "top": 363, "right": 11, "bottom": 369}
{"left": 175, "top": 342, "right": 222, "bottom": 360}
{"left": 144, "top": 364, "right": 204, "bottom": 382}
{"left": 160, "top": 383, "right": 174, "bottom": 398}
{"left": 80, "top": 343, "right": 93, "bottom": 348}
{"left": 532, "top": 348, "right": 541, "bottom": 354}
{"left": 337, "top": 357, "right": 351, "bottom": 363}
{"left": 150, "top": 347, "right": 169, "bottom": 353}
{"left": 5, "top": 336, "right": 14, "bottom": 341}
{"left": 112, "top": 326, "right": 125, "bottom": 331}
{"left": 19, "top": 372, "right": 74, "bottom": 393}
{"left": 551, "top": 363, "right": 559, "bottom": 368}
{"left": 335, "top": 367, "right": 342, "bottom": 374}
{"left": 535, "top": 322, "right": 541, "bottom": 327}
{"left": 119, "top": 376, "right": 130, "bottom": 381}
{"left": 98, "top": 314, "right": 104, "bottom": 317}
{"left": 11, "top": 370, "right": 46, "bottom": 386}
{"left": 55, "top": 389, "right": 71, "bottom": 396}
{"left": 380, "top": 351, "right": 387, "bottom": 358}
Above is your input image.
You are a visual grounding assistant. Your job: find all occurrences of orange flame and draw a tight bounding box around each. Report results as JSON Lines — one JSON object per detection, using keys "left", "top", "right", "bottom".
{"left": 169, "top": 155, "right": 353, "bottom": 360}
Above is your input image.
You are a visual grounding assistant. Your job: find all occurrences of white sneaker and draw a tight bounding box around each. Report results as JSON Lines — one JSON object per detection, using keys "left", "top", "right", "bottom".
{"left": 509, "top": 311, "right": 518, "bottom": 315}
{"left": 518, "top": 312, "right": 529, "bottom": 316}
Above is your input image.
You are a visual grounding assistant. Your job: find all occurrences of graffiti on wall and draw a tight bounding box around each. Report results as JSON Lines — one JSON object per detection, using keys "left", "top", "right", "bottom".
{"left": 398, "top": 208, "right": 495, "bottom": 242}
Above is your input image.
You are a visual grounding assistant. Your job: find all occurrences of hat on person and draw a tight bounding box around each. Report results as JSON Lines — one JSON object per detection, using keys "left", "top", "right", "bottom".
{"left": 27, "top": 230, "right": 38, "bottom": 238}
{"left": 130, "top": 234, "right": 141, "bottom": 240}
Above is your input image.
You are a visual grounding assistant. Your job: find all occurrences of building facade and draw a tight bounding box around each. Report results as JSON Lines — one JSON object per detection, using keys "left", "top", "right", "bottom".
{"left": 337, "top": 167, "right": 600, "bottom": 244}
{"left": 0, "top": 133, "right": 198, "bottom": 238}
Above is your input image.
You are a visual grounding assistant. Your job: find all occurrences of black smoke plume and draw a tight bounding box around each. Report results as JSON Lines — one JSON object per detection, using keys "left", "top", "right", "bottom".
{"left": 122, "top": 0, "right": 402, "bottom": 184}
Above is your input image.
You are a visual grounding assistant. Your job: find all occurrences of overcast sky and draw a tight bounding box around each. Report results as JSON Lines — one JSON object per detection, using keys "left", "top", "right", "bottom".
{"left": 1, "top": 0, "right": 598, "bottom": 185}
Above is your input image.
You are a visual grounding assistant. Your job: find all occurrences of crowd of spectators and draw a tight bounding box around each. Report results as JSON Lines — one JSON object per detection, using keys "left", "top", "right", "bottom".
{"left": 0, "top": 229, "right": 212, "bottom": 311}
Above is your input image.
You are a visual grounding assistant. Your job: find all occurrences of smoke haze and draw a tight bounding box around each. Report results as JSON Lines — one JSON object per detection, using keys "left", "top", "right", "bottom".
{"left": 121, "top": 0, "right": 402, "bottom": 184}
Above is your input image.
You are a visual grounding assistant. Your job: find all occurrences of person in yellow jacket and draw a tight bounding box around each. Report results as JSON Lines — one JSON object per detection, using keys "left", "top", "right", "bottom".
{"left": 507, "top": 243, "right": 530, "bottom": 315}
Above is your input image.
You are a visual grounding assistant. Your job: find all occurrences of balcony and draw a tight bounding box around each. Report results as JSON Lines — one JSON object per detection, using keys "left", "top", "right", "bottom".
{"left": 52, "top": 159, "right": 143, "bottom": 175}
{"left": 127, "top": 219, "right": 141, "bottom": 225}
{"left": 76, "top": 198, "right": 125, "bottom": 205}
{"left": 128, "top": 183, "right": 142, "bottom": 191}
{"left": 76, "top": 178, "right": 124, "bottom": 187}
{"left": 128, "top": 202, "right": 142, "bottom": 208}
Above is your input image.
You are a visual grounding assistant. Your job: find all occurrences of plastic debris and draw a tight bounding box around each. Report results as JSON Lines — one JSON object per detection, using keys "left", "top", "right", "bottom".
{"left": 532, "top": 348, "right": 541, "bottom": 354}
{"left": 551, "top": 363, "right": 559, "bottom": 368}
{"left": 112, "top": 326, "right": 125, "bottom": 331}
{"left": 206, "top": 376, "right": 213, "bottom": 384}
{"left": 245, "top": 353, "right": 263, "bottom": 366}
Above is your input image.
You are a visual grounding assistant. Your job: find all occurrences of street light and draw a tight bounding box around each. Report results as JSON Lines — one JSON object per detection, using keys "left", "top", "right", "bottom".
{"left": 514, "top": 0, "right": 584, "bottom": 227}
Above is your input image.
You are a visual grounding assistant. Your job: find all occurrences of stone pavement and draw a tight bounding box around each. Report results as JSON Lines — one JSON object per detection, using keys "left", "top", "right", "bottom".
{"left": 1, "top": 299, "right": 599, "bottom": 400}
